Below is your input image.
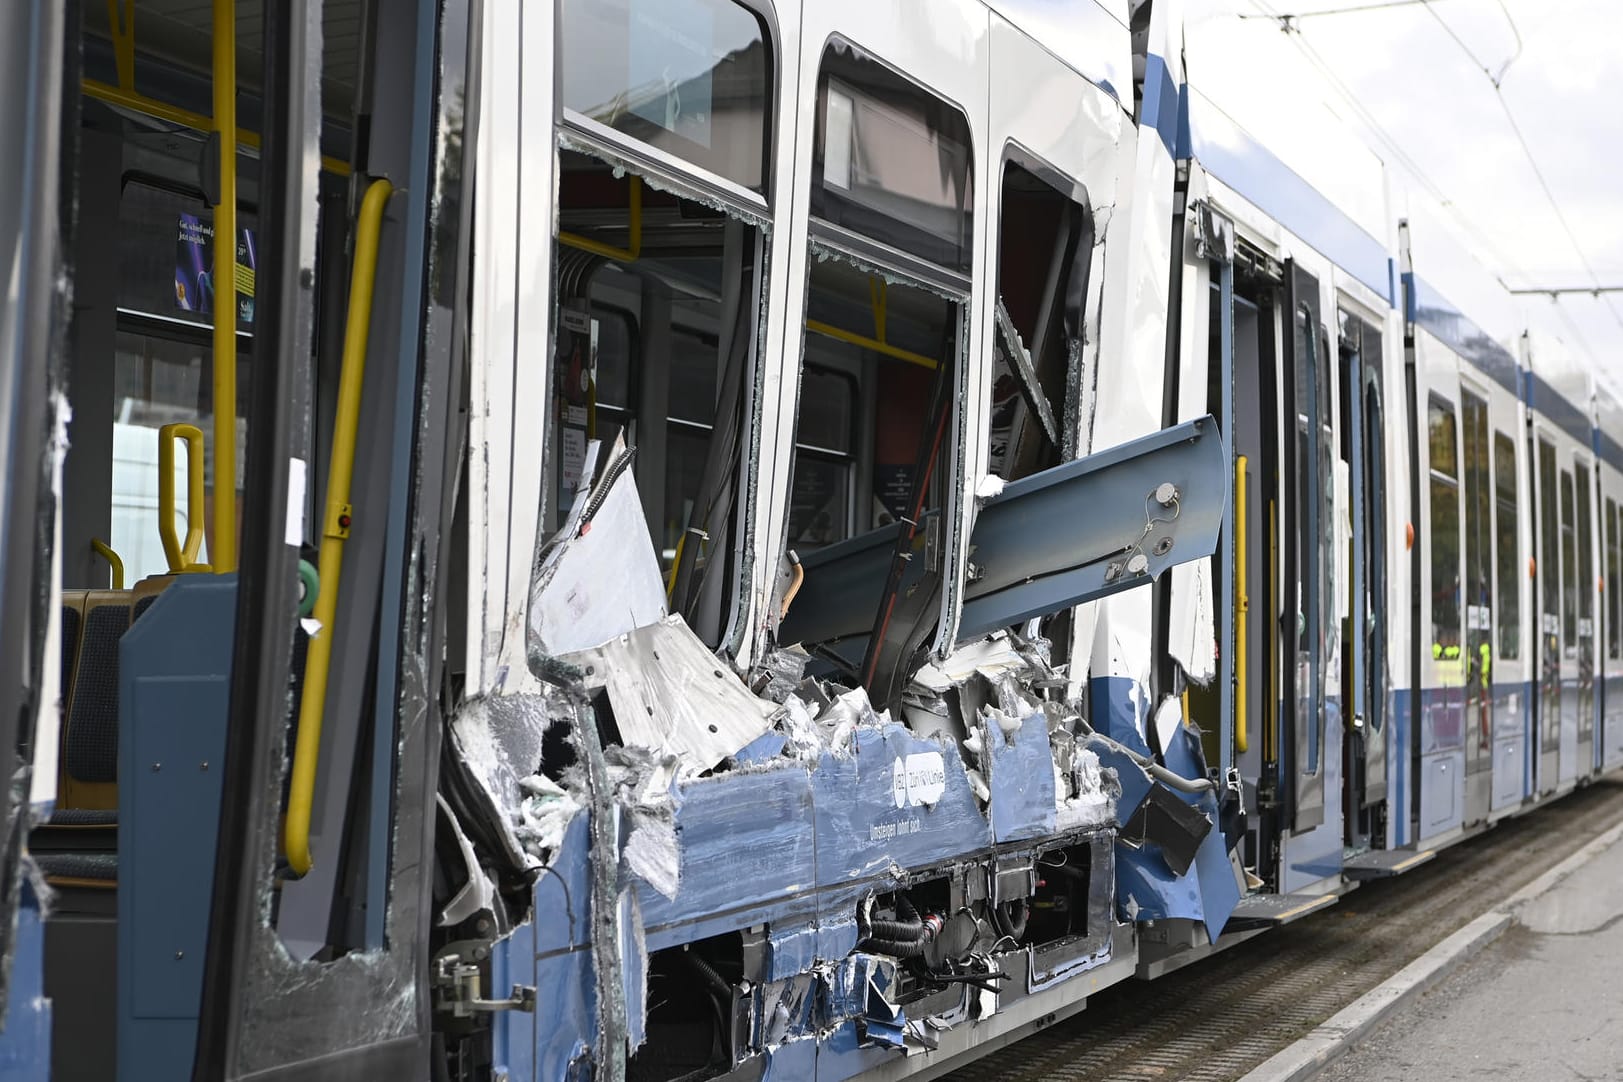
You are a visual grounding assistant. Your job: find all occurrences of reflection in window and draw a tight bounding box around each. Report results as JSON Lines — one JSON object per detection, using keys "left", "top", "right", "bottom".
{"left": 1561, "top": 469, "right": 1577, "bottom": 655}
{"left": 1428, "top": 398, "right": 1461, "bottom": 659}
{"left": 1540, "top": 440, "right": 1560, "bottom": 624}
{"left": 559, "top": 0, "right": 772, "bottom": 191}
{"left": 1578, "top": 464, "right": 1595, "bottom": 631}
{"left": 1494, "top": 432, "right": 1520, "bottom": 660}
{"left": 1609, "top": 498, "right": 1620, "bottom": 661}
{"left": 813, "top": 41, "right": 974, "bottom": 273}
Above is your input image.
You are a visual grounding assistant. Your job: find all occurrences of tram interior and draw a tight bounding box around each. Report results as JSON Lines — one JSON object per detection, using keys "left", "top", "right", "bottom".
{"left": 37, "top": 5, "right": 379, "bottom": 1078}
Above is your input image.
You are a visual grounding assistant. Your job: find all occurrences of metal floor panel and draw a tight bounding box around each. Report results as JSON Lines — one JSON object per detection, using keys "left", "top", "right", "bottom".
{"left": 1343, "top": 847, "right": 1437, "bottom": 879}
{"left": 1223, "top": 890, "right": 1338, "bottom": 928}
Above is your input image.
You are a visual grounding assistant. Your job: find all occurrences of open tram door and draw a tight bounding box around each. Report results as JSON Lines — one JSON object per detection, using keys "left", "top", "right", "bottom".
{"left": 1337, "top": 308, "right": 1390, "bottom": 849}
{"left": 0, "top": 0, "right": 69, "bottom": 1065}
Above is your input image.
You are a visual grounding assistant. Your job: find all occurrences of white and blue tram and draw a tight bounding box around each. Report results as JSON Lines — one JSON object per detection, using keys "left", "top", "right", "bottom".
{"left": 0, "top": 2, "right": 1617, "bottom": 1080}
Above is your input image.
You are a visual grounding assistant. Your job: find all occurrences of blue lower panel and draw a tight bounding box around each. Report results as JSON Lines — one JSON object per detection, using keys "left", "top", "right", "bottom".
{"left": 117, "top": 576, "right": 236, "bottom": 1082}
{"left": 0, "top": 881, "right": 50, "bottom": 1081}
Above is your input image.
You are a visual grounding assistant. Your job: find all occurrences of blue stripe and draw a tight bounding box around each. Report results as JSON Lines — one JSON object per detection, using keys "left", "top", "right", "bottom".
{"left": 1179, "top": 79, "right": 1392, "bottom": 306}
{"left": 1407, "top": 274, "right": 1520, "bottom": 397}
{"left": 1141, "top": 53, "right": 1181, "bottom": 158}
{"left": 1528, "top": 371, "right": 1591, "bottom": 446}
{"left": 1598, "top": 430, "right": 1623, "bottom": 474}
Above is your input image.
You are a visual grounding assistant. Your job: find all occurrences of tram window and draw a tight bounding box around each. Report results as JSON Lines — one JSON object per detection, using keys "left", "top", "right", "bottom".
{"left": 559, "top": 0, "right": 772, "bottom": 192}
{"left": 591, "top": 307, "right": 637, "bottom": 423}
{"left": 1609, "top": 497, "right": 1620, "bottom": 660}
{"left": 1428, "top": 398, "right": 1461, "bottom": 658}
{"left": 110, "top": 330, "right": 250, "bottom": 582}
{"left": 1494, "top": 432, "right": 1520, "bottom": 660}
{"left": 1577, "top": 464, "right": 1595, "bottom": 641}
{"left": 796, "top": 262, "right": 956, "bottom": 541}
{"left": 1461, "top": 393, "right": 1492, "bottom": 652}
{"left": 813, "top": 42, "right": 974, "bottom": 274}
{"left": 990, "top": 159, "right": 1091, "bottom": 481}
{"left": 553, "top": 151, "right": 764, "bottom": 645}
{"left": 786, "top": 363, "right": 858, "bottom": 548}
{"left": 1561, "top": 469, "right": 1577, "bottom": 655}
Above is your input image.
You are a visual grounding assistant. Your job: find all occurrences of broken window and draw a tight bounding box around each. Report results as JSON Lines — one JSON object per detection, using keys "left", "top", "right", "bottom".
{"left": 777, "top": 46, "right": 973, "bottom": 703}
{"left": 989, "top": 158, "right": 1092, "bottom": 481}
{"left": 549, "top": 151, "right": 766, "bottom": 648}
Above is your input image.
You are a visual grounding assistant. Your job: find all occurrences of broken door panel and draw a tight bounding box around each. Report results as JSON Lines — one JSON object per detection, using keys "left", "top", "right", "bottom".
{"left": 781, "top": 415, "right": 1227, "bottom": 654}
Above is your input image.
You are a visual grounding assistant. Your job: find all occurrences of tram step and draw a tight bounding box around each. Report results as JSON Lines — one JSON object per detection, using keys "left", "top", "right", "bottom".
{"left": 1343, "top": 847, "right": 1437, "bottom": 879}
{"left": 1224, "top": 890, "right": 1337, "bottom": 929}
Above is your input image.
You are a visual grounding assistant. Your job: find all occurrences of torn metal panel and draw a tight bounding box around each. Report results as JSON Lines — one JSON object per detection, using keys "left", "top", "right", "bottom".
{"left": 811, "top": 724, "right": 994, "bottom": 886}
{"left": 1167, "top": 555, "right": 1217, "bottom": 685}
{"left": 758, "top": 974, "right": 818, "bottom": 1047}
{"left": 983, "top": 711, "right": 1059, "bottom": 844}
{"left": 1116, "top": 715, "right": 1238, "bottom": 942}
{"left": 766, "top": 923, "right": 821, "bottom": 984}
{"left": 532, "top": 812, "right": 592, "bottom": 954}
{"left": 446, "top": 691, "right": 560, "bottom": 870}
{"left": 958, "top": 415, "right": 1227, "bottom": 640}
{"left": 617, "top": 890, "right": 648, "bottom": 1052}
{"left": 567, "top": 616, "right": 779, "bottom": 770}
{"left": 529, "top": 437, "right": 668, "bottom": 657}
{"left": 634, "top": 762, "right": 816, "bottom": 945}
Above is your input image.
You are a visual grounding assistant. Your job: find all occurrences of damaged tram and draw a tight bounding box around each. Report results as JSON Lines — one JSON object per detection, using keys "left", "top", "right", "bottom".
{"left": 0, "top": 1, "right": 1619, "bottom": 1080}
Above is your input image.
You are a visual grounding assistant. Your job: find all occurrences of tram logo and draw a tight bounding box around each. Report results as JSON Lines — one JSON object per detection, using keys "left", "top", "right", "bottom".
{"left": 891, "top": 752, "right": 947, "bottom": 809}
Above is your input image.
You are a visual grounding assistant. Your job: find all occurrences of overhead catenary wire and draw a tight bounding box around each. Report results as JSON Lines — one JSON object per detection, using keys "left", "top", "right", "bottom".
{"left": 1244, "top": 0, "right": 1623, "bottom": 358}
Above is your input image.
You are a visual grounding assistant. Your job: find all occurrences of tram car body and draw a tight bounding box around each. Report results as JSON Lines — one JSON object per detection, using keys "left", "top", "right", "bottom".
{"left": 0, "top": 2, "right": 1617, "bottom": 1081}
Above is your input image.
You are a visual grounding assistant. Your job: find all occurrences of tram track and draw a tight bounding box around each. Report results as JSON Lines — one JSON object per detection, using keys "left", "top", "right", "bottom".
{"left": 946, "top": 777, "right": 1623, "bottom": 1082}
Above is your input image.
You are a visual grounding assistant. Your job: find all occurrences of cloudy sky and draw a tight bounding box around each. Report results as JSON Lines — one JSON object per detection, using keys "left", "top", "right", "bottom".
{"left": 1190, "top": 0, "right": 1623, "bottom": 377}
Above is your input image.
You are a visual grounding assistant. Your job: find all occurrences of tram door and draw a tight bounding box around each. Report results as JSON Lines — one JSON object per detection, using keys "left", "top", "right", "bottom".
{"left": 1340, "top": 310, "right": 1388, "bottom": 841}
{"left": 1534, "top": 432, "right": 1563, "bottom": 793}
{"left": 1459, "top": 386, "right": 1493, "bottom": 826}
{"left": 1279, "top": 263, "right": 1343, "bottom": 885}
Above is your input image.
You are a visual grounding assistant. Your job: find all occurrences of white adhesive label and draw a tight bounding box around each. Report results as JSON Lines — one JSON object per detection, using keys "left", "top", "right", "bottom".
{"left": 286, "top": 457, "right": 308, "bottom": 546}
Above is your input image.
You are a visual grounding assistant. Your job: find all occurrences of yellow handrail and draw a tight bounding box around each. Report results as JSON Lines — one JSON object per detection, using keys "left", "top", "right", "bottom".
{"left": 285, "top": 177, "right": 394, "bottom": 877}
{"left": 91, "top": 539, "right": 125, "bottom": 590}
{"left": 106, "top": 0, "right": 135, "bottom": 91}
{"left": 82, "top": 80, "right": 354, "bottom": 177}
{"left": 210, "top": 0, "right": 238, "bottom": 574}
{"left": 158, "top": 423, "right": 208, "bottom": 572}
{"left": 559, "top": 176, "right": 642, "bottom": 262}
{"left": 805, "top": 320, "right": 940, "bottom": 371}
{"left": 1235, "top": 455, "right": 1249, "bottom": 754}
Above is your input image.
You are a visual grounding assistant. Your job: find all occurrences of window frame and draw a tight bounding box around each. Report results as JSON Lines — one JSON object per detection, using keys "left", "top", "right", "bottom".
{"left": 1493, "top": 430, "right": 1521, "bottom": 661}
{"left": 1427, "top": 394, "right": 1463, "bottom": 663}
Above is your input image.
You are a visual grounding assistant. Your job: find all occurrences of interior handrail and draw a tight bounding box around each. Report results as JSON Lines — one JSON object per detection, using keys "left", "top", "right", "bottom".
{"left": 210, "top": 0, "right": 238, "bottom": 574}
{"left": 284, "top": 177, "right": 394, "bottom": 878}
{"left": 157, "top": 422, "right": 208, "bottom": 573}
{"left": 91, "top": 538, "right": 125, "bottom": 590}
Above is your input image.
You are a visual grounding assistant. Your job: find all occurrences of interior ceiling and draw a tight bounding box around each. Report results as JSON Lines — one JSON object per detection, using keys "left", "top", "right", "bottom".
{"left": 101, "top": 0, "right": 365, "bottom": 118}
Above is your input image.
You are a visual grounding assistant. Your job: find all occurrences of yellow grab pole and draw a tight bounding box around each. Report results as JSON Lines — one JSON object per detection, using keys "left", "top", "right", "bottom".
{"left": 91, "top": 539, "right": 125, "bottom": 590}
{"left": 284, "top": 178, "right": 394, "bottom": 877}
{"left": 158, "top": 423, "right": 209, "bottom": 572}
{"left": 211, "top": 0, "right": 238, "bottom": 573}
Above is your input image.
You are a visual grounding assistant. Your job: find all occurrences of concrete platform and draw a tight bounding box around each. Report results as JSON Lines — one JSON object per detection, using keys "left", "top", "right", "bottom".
{"left": 1245, "top": 818, "right": 1623, "bottom": 1082}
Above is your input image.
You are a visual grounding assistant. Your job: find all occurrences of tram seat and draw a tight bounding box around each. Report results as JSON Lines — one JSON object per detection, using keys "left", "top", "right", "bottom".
{"left": 30, "top": 578, "right": 178, "bottom": 887}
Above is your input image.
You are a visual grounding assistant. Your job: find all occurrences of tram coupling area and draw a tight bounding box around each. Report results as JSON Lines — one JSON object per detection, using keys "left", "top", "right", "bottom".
{"left": 944, "top": 778, "right": 1623, "bottom": 1082}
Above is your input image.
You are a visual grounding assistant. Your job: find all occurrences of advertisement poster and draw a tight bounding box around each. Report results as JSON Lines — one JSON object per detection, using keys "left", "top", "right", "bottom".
{"left": 176, "top": 213, "right": 256, "bottom": 324}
